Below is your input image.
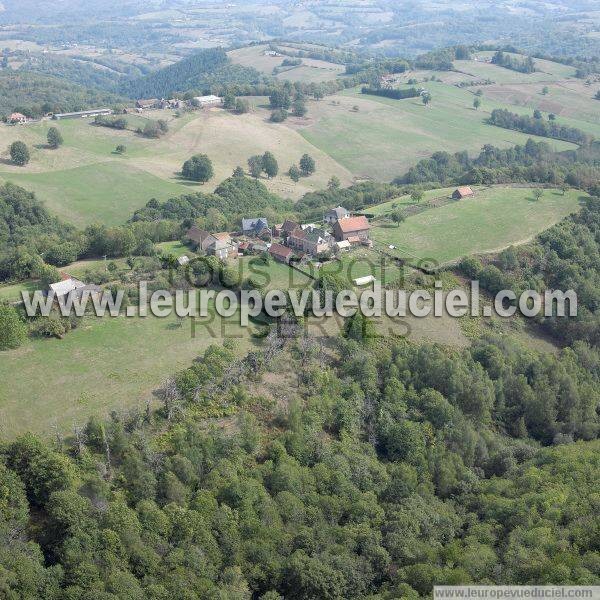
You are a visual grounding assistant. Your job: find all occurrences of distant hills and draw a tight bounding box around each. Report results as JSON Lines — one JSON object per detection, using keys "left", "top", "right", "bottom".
{"left": 120, "top": 48, "right": 267, "bottom": 99}
{"left": 0, "top": 71, "right": 126, "bottom": 117}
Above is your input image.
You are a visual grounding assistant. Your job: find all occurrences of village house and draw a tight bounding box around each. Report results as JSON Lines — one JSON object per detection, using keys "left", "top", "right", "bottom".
{"left": 452, "top": 186, "right": 474, "bottom": 199}
{"left": 9, "top": 112, "right": 27, "bottom": 124}
{"left": 287, "top": 226, "right": 333, "bottom": 256}
{"left": 242, "top": 217, "right": 270, "bottom": 238}
{"left": 186, "top": 226, "right": 216, "bottom": 252}
{"left": 325, "top": 206, "right": 350, "bottom": 224}
{"left": 269, "top": 243, "right": 293, "bottom": 264}
{"left": 287, "top": 227, "right": 306, "bottom": 253}
{"left": 273, "top": 219, "right": 300, "bottom": 240}
{"left": 212, "top": 232, "right": 238, "bottom": 259}
{"left": 185, "top": 226, "right": 237, "bottom": 259}
{"left": 332, "top": 215, "right": 371, "bottom": 243}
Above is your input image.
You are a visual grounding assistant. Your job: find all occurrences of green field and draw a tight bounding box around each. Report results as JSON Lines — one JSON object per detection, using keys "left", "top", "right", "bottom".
{"left": 300, "top": 83, "right": 577, "bottom": 181}
{"left": 359, "top": 187, "right": 458, "bottom": 216}
{"left": 157, "top": 241, "right": 191, "bottom": 257}
{"left": 3, "top": 162, "right": 188, "bottom": 227}
{"left": 0, "top": 280, "right": 39, "bottom": 303}
{"left": 0, "top": 105, "right": 353, "bottom": 226}
{"left": 370, "top": 186, "right": 586, "bottom": 265}
{"left": 237, "top": 256, "right": 313, "bottom": 290}
{"left": 0, "top": 309, "right": 255, "bottom": 437}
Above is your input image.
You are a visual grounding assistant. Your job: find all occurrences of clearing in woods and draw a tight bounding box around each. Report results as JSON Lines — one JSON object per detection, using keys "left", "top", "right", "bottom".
{"left": 0, "top": 308, "right": 255, "bottom": 438}
{"left": 228, "top": 44, "right": 345, "bottom": 83}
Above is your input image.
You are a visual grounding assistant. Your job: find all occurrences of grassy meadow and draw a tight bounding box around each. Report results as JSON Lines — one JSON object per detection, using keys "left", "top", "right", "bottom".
{"left": 370, "top": 186, "right": 586, "bottom": 265}
{"left": 298, "top": 83, "right": 578, "bottom": 181}
{"left": 0, "top": 105, "right": 353, "bottom": 226}
{"left": 0, "top": 308, "right": 256, "bottom": 437}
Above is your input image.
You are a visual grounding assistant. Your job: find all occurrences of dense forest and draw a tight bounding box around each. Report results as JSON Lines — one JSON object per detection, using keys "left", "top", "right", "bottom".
{"left": 0, "top": 326, "right": 599, "bottom": 598}
{"left": 121, "top": 48, "right": 268, "bottom": 99}
{"left": 17, "top": 53, "right": 146, "bottom": 92}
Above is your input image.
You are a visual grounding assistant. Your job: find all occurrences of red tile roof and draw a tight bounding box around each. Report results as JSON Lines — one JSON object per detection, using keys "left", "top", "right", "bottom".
{"left": 454, "top": 186, "right": 474, "bottom": 197}
{"left": 335, "top": 215, "right": 370, "bottom": 233}
{"left": 269, "top": 243, "right": 293, "bottom": 260}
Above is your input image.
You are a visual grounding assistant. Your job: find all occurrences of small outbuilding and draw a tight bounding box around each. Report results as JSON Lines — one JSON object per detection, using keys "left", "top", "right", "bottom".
{"left": 452, "top": 186, "right": 474, "bottom": 199}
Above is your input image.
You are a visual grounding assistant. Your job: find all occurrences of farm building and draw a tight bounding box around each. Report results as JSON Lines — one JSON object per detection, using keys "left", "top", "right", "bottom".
{"left": 136, "top": 99, "right": 159, "bottom": 110}
{"left": 452, "top": 186, "right": 475, "bottom": 199}
{"left": 48, "top": 276, "right": 101, "bottom": 300}
{"left": 192, "top": 95, "right": 223, "bottom": 108}
{"left": 269, "top": 243, "right": 293, "bottom": 264}
{"left": 325, "top": 206, "right": 350, "bottom": 224}
{"left": 208, "top": 239, "right": 231, "bottom": 260}
{"left": 335, "top": 240, "right": 351, "bottom": 252}
{"left": 53, "top": 108, "right": 112, "bottom": 120}
{"left": 333, "top": 215, "right": 370, "bottom": 243}
{"left": 275, "top": 220, "right": 300, "bottom": 239}
{"left": 9, "top": 112, "right": 27, "bottom": 124}
{"left": 288, "top": 226, "right": 333, "bottom": 256}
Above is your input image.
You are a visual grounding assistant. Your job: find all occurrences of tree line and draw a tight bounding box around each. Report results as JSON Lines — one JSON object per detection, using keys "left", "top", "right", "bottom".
{"left": 487, "top": 108, "right": 591, "bottom": 146}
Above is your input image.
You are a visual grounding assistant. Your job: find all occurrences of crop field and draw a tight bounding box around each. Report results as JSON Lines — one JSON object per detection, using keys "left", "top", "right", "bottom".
{"left": 0, "top": 309, "right": 255, "bottom": 438}
{"left": 298, "top": 83, "right": 577, "bottom": 181}
{"left": 370, "top": 186, "right": 586, "bottom": 265}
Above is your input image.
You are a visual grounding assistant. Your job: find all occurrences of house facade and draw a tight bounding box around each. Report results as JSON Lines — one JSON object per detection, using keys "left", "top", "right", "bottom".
{"left": 186, "top": 226, "right": 237, "bottom": 259}
{"left": 136, "top": 99, "right": 159, "bottom": 110}
{"left": 186, "top": 226, "right": 216, "bottom": 252}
